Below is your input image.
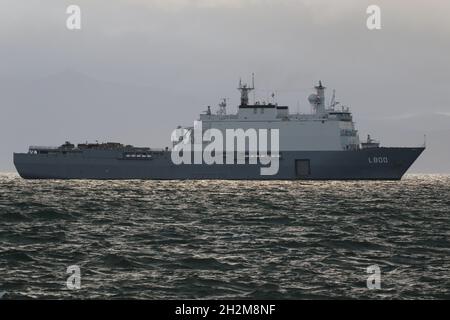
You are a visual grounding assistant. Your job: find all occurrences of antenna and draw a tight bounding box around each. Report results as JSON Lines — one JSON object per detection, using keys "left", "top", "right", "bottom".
{"left": 252, "top": 73, "right": 255, "bottom": 104}
{"left": 329, "top": 89, "right": 340, "bottom": 109}
{"left": 218, "top": 98, "right": 227, "bottom": 115}
{"left": 330, "top": 89, "right": 335, "bottom": 109}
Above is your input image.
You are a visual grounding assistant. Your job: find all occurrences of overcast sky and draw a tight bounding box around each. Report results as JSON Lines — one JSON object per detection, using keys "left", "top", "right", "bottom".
{"left": 1, "top": 0, "right": 449, "bottom": 172}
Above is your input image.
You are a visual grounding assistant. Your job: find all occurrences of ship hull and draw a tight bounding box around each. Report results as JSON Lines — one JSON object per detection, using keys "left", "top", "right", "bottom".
{"left": 13, "top": 147, "right": 424, "bottom": 180}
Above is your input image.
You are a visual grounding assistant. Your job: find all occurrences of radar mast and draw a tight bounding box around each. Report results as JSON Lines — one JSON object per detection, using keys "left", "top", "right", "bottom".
{"left": 238, "top": 73, "right": 255, "bottom": 106}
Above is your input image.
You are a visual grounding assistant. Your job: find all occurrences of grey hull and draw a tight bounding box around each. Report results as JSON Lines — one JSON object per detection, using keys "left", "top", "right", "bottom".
{"left": 13, "top": 147, "right": 425, "bottom": 180}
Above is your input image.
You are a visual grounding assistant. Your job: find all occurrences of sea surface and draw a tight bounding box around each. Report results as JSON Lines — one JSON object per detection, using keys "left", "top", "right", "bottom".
{"left": 0, "top": 173, "right": 449, "bottom": 299}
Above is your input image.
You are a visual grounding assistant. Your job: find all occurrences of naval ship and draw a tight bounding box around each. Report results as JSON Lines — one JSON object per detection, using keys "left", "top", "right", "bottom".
{"left": 13, "top": 79, "right": 425, "bottom": 180}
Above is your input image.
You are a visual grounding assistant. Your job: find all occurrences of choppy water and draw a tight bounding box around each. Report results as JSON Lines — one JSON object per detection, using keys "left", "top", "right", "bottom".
{"left": 0, "top": 173, "right": 449, "bottom": 299}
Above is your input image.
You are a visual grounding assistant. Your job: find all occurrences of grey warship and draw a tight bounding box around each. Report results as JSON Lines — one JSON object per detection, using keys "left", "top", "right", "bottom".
{"left": 14, "top": 80, "right": 425, "bottom": 180}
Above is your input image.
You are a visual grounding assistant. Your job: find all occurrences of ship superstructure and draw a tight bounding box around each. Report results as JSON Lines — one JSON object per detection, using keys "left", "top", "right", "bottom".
{"left": 193, "top": 80, "right": 360, "bottom": 152}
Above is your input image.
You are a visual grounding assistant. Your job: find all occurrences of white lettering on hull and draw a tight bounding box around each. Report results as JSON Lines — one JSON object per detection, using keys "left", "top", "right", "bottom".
{"left": 368, "top": 157, "right": 389, "bottom": 164}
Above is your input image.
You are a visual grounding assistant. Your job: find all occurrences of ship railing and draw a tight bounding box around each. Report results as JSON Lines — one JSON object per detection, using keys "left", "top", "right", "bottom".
{"left": 29, "top": 146, "right": 59, "bottom": 151}
{"left": 146, "top": 147, "right": 166, "bottom": 152}
{"left": 199, "top": 114, "right": 239, "bottom": 120}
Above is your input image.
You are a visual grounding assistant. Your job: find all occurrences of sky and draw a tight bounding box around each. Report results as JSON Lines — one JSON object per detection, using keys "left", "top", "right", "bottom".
{"left": 1, "top": 0, "right": 449, "bottom": 172}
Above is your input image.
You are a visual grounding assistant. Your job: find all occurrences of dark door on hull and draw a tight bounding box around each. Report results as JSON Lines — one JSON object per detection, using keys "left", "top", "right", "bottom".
{"left": 295, "top": 159, "right": 311, "bottom": 178}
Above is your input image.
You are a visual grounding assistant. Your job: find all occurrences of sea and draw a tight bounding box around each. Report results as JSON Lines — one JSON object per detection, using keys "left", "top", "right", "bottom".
{"left": 0, "top": 173, "right": 449, "bottom": 299}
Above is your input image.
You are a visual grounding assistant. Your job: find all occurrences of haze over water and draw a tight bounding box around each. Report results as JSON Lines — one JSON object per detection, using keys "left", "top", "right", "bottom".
{"left": 0, "top": 173, "right": 449, "bottom": 299}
